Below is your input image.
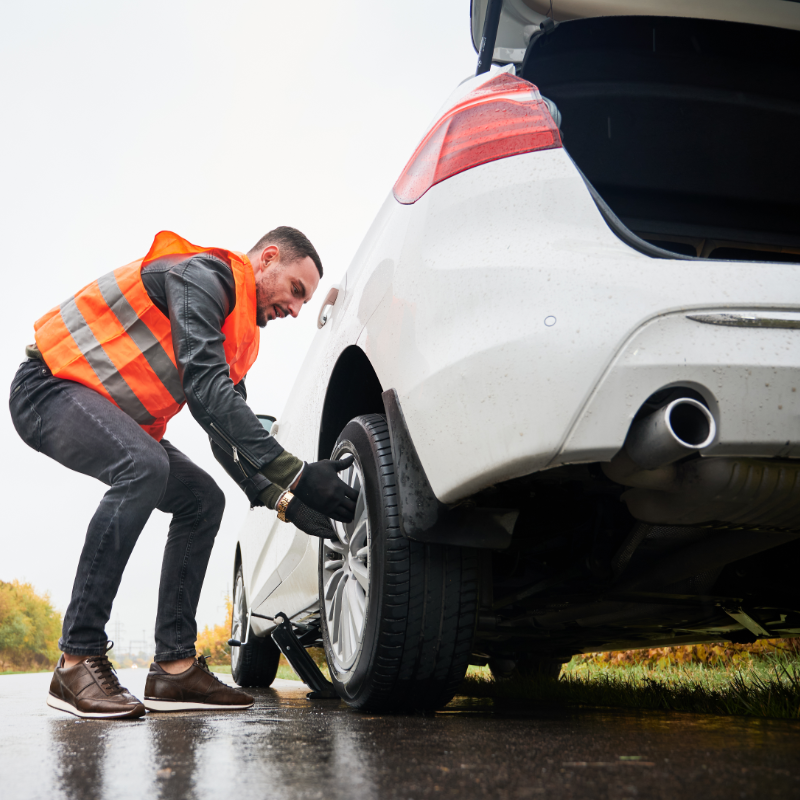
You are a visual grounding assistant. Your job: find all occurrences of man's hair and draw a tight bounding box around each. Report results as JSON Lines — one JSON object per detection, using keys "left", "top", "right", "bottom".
{"left": 249, "top": 226, "right": 323, "bottom": 278}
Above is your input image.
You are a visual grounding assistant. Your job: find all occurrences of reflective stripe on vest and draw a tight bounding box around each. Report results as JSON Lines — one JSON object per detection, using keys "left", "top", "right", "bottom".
{"left": 95, "top": 271, "right": 184, "bottom": 406}
{"left": 34, "top": 231, "right": 260, "bottom": 441}
{"left": 59, "top": 291, "right": 157, "bottom": 425}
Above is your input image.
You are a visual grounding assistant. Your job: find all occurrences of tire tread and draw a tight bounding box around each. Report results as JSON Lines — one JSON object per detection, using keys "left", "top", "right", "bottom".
{"left": 323, "top": 413, "right": 477, "bottom": 712}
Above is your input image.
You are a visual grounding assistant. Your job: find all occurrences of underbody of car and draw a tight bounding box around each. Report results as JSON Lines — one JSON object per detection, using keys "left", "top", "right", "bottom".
{"left": 231, "top": 6, "right": 800, "bottom": 711}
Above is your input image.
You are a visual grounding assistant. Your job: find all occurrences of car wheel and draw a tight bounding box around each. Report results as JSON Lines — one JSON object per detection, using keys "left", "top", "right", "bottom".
{"left": 230, "top": 564, "right": 281, "bottom": 687}
{"left": 319, "top": 414, "right": 478, "bottom": 712}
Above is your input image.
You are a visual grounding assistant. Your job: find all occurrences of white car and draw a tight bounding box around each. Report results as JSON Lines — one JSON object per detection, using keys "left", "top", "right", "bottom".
{"left": 229, "top": 0, "right": 800, "bottom": 711}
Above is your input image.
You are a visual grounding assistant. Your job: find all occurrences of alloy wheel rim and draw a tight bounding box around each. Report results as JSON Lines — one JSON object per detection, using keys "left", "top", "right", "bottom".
{"left": 231, "top": 573, "right": 245, "bottom": 672}
{"left": 322, "top": 447, "right": 370, "bottom": 673}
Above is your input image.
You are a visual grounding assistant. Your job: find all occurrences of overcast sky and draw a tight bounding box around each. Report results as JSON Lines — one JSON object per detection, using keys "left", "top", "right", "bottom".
{"left": 0, "top": 1, "right": 477, "bottom": 651}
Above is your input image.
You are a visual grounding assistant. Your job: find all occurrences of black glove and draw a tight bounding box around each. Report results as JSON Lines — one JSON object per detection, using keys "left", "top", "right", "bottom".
{"left": 285, "top": 496, "right": 337, "bottom": 540}
{"left": 293, "top": 456, "right": 358, "bottom": 523}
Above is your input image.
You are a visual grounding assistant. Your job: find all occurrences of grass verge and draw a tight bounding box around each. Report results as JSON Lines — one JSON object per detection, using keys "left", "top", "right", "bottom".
{"left": 0, "top": 669, "right": 51, "bottom": 676}
{"left": 458, "top": 652, "right": 800, "bottom": 720}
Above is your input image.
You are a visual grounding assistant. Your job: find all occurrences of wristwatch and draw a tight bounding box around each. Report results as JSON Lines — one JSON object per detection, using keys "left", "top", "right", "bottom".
{"left": 276, "top": 491, "right": 294, "bottom": 522}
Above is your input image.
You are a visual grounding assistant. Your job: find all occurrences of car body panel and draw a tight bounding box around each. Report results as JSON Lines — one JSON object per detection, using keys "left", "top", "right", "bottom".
{"left": 251, "top": 539, "right": 320, "bottom": 635}
{"left": 237, "top": 504, "right": 320, "bottom": 636}
{"left": 237, "top": 507, "right": 285, "bottom": 610}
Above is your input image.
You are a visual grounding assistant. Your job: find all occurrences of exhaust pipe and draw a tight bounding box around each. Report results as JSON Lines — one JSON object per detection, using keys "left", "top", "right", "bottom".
{"left": 603, "top": 397, "right": 799, "bottom": 531}
{"left": 623, "top": 398, "right": 716, "bottom": 471}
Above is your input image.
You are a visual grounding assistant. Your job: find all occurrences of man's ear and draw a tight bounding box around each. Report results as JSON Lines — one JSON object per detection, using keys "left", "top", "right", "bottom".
{"left": 258, "top": 244, "right": 280, "bottom": 272}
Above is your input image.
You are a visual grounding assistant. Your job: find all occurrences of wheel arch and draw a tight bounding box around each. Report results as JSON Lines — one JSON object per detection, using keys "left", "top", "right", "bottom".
{"left": 318, "top": 345, "right": 384, "bottom": 460}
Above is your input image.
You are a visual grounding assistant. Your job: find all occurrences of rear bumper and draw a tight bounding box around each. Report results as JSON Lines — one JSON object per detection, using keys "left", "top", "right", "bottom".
{"left": 359, "top": 148, "right": 800, "bottom": 503}
{"left": 560, "top": 310, "right": 800, "bottom": 464}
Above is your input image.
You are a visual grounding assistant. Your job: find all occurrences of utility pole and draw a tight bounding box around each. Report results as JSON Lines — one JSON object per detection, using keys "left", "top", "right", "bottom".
{"left": 112, "top": 616, "right": 126, "bottom": 652}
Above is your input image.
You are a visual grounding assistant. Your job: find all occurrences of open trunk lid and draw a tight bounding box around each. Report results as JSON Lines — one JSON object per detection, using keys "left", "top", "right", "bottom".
{"left": 471, "top": 0, "right": 800, "bottom": 64}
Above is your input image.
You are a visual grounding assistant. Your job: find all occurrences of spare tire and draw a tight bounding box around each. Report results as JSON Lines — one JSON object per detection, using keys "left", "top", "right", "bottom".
{"left": 319, "top": 414, "right": 478, "bottom": 712}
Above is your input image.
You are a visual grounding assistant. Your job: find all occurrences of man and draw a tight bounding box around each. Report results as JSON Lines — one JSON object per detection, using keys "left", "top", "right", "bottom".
{"left": 9, "top": 227, "right": 357, "bottom": 719}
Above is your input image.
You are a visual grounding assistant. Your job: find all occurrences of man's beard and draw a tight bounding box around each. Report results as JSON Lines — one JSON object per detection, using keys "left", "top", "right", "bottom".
{"left": 256, "top": 290, "right": 269, "bottom": 327}
{"left": 255, "top": 270, "right": 279, "bottom": 327}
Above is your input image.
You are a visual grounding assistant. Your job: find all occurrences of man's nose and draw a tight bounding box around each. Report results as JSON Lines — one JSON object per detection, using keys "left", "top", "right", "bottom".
{"left": 288, "top": 300, "right": 301, "bottom": 318}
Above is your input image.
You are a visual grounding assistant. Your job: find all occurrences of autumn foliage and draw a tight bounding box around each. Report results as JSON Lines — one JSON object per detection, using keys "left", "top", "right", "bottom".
{"left": 574, "top": 639, "right": 800, "bottom": 669}
{"left": 196, "top": 597, "right": 233, "bottom": 665}
{"left": 0, "top": 580, "right": 62, "bottom": 672}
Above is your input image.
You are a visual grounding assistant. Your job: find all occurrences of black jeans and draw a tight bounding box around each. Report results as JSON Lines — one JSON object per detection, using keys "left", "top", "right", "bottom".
{"left": 9, "top": 359, "right": 225, "bottom": 661}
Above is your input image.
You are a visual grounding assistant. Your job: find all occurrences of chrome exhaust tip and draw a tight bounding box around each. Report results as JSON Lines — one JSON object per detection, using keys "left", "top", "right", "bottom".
{"left": 625, "top": 398, "right": 716, "bottom": 470}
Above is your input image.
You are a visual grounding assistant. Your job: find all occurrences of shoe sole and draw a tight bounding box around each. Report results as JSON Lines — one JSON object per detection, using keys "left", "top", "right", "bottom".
{"left": 47, "top": 693, "right": 144, "bottom": 719}
{"left": 143, "top": 698, "right": 254, "bottom": 712}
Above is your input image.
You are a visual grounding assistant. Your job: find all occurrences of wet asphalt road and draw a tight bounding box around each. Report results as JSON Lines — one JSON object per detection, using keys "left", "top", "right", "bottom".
{"left": 1, "top": 669, "right": 799, "bottom": 799}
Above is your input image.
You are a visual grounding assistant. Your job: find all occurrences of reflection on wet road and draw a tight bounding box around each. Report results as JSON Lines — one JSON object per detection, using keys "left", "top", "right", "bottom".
{"left": 1, "top": 670, "right": 798, "bottom": 799}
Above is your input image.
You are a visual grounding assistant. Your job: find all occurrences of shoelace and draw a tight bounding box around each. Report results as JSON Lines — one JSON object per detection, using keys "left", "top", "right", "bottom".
{"left": 195, "top": 655, "right": 229, "bottom": 686}
{"left": 84, "top": 655, "right": 125, "bottom": 693}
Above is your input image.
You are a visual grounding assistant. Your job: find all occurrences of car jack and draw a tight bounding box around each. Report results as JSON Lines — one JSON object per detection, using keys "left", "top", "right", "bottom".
{"left": 270, "top": 612, "right": 339, "bottom": 700}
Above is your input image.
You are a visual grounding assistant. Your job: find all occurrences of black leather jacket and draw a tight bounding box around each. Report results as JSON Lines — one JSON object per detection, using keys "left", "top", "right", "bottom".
{"left": 142, "top": 253, "right": 282, "bottom": 501}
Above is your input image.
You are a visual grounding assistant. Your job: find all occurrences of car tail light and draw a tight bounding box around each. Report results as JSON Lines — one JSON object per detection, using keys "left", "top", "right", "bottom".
{"left": 393, "top": 73, "right": 562, "bottom": 205}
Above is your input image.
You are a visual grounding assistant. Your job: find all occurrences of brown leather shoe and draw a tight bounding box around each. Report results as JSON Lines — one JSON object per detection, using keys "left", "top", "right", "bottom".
{"left": 143, "top": 655, "right": 254, "bottom": 711}
{"left": 47, "top": 655, "right": 145, "bottom": 719}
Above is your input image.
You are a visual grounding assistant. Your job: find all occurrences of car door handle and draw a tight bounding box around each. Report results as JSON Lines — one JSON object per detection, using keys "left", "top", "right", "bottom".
{"left": 317, "top": 286, "right": 340, "bottom": 329}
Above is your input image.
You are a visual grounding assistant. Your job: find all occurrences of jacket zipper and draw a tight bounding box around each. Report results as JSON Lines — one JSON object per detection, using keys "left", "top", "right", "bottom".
{"left": 210, "top": 422, "right": 260, "bottom": 473}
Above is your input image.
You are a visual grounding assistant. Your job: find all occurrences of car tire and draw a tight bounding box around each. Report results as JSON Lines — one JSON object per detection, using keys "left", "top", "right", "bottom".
{"left": 230, "top": 563, "right": 281, "bottom": 688}
{"left": 319, "top": 413, "right": 478, "bottom": 713}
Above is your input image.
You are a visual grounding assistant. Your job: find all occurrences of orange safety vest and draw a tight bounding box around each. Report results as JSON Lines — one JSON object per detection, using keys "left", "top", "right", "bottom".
{"left": 34, "top": 231, "right": 260, "bottom": 441}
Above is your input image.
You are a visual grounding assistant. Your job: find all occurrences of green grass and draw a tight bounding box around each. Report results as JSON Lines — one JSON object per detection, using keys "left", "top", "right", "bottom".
{"left": 276, "top": 664, "right": 302, "bottom": 681}
{"left": 457, "top": 652, "right": 800, "bottom": 720}
{"left": 0, "top": 669, "right": 51, "bottom": 676}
